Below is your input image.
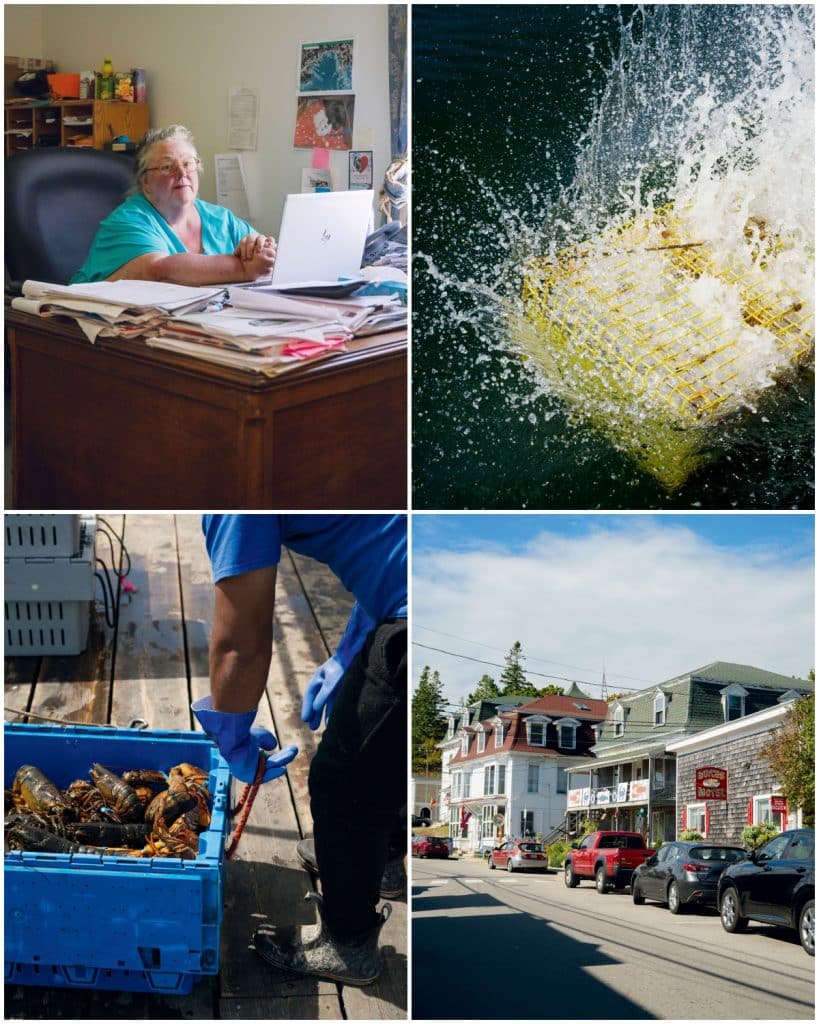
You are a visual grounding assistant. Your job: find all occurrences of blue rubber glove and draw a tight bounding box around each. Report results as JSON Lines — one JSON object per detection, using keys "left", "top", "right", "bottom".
{"left": 301, "top": 602, "right": 375, "bottom": 731}
{"left": 301, "top": 656, "right": 345, "bottom": 731}
{"left": 192, "top": 696, "right": 298, "bottom": 784}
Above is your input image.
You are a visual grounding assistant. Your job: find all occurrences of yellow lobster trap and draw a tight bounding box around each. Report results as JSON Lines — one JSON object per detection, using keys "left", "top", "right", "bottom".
{"left": 515, "top": 208, "right": 814, "bottom": 490}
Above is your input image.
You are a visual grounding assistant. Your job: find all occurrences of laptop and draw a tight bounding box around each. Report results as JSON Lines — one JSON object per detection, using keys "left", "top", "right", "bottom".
{"left": 268, "top": 189, "right": 374, "bottom": 294}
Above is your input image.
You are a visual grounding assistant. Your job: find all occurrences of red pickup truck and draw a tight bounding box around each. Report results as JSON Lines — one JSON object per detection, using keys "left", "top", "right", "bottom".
{"left": 564, "top": 831, "right": 653, "bottom": 893}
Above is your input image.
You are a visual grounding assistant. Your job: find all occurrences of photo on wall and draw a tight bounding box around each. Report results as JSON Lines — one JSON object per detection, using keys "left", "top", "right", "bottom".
{"left": 294, "top": 95, "right": 355, "bottom": 150}
{"left": 299, "top": 38, "right": 354, "bottom": 94}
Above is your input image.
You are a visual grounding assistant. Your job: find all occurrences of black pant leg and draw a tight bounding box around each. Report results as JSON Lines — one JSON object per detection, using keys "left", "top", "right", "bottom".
{"left": 309, "top": 618, "right": 407, "bottom": 939}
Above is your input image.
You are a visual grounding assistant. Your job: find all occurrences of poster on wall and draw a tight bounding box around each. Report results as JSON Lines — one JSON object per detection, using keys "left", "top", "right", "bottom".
{"left": 348, "top": 150, "right": 373, "bottom": 189}
{"left": 294, "top": 95, "right": 355, "bottom": 150}
{"left": 299, "top": 39, "right": 354, "bottom": 94}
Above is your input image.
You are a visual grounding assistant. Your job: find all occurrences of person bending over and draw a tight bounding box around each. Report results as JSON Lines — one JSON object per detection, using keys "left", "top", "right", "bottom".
{"left": 71, "top": 124, "right": 275, "bottom": 285}
{"left": 192, "top": 513, "right": 407, "bottom": 986}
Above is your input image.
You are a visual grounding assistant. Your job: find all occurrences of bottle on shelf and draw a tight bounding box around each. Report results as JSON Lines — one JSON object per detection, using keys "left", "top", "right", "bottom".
{"left": 98, "top": 57, "right": 114, "bottom": 100}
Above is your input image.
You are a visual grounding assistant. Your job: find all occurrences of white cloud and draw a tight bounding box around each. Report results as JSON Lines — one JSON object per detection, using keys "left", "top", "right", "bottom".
{"left": 411, "top": 519, "right": 814, "bottom": 705}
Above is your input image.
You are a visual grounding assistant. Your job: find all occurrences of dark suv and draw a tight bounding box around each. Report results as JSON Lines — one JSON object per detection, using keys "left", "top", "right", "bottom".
{"left": 718, "top": 828, "right": 814, "bottom": 956}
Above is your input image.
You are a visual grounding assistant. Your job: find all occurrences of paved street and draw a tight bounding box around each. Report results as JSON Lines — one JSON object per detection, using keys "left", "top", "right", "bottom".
{"left": 412, "top": 853, "right": 815, "bottom": 1020}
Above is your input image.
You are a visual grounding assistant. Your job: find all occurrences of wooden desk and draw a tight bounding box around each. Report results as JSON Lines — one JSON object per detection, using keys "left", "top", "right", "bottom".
{"left": 6, "top": 309, "right": 407, "bottom": 509}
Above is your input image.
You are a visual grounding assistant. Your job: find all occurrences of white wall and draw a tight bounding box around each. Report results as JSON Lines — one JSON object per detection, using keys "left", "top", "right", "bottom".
{"left": 5, "top": 6, "right": 43, "bottom": 56}
{"left": 8, "top": 4, "right": 393, "bottom": 236}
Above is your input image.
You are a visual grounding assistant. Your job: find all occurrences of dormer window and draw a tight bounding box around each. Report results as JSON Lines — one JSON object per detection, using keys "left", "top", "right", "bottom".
{"left": 653, "top": 691, "right": 667, "bottom": 726}
{"left": 477, "top": 726, "right": 486, "bottom": 754}
{"left": 525, "top": 715, "right": 549, "bottom": 746}
{"left": 461, "top": 734, "right": 469, "bottom": 756}
{"left": 613, "top": 704, "right": 625, "bottom": 737}
{"left": 446, "top": 717, "right": 455, "bottom": 739}
{"left": 555, "top": 717, "right": 579, "bottom": 749}
{"left": 721, "top": 684, "right": 748, "bottom": 722}
{"left": 494, "top": 719, "right": 504, "bottom": 748}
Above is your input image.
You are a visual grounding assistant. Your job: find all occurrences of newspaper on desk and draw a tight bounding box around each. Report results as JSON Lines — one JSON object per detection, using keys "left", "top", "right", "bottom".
{"left": 12, "top": 279, "right": 226, "bottom": 342}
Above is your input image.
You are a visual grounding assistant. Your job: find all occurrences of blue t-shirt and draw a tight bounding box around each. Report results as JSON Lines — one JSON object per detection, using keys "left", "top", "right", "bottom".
{"left": 202, "top": 515, "right": 407, "bottom": 622}
{"left": 70, "top": 194, "right": 255, "bottom": 283}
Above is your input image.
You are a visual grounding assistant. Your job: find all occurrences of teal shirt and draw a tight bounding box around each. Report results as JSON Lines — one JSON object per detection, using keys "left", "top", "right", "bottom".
{"left": 70, "top": 194, "right": 255, "bottom": 283}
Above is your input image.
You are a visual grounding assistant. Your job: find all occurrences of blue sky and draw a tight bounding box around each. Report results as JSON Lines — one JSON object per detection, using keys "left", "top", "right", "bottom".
{"left": 411, "top": 514, "right": 814, "bottom": 705}
{"left": 412, "top": 513, "right": 815, "bottom": 559}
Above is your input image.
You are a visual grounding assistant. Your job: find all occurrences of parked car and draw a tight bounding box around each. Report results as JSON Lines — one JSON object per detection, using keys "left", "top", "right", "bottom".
{"left": 488, "top": 839, "right": 550, "bottom": 873}
{"left": 717, "top": 828, "right": 814, "bottom": 956}
{"left": 564, "top": 831, "right": 653, "bottom": 892}
{"left": 412, "top": 834, "right": 450, "bottom": 859}
{"left": 631, "top": 841, "right": 747, "bottom": 913}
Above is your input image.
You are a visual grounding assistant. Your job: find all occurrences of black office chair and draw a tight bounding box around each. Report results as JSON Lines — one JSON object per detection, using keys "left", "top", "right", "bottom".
{"left": 5, "top": 147, "right": 135, "bottom": 287}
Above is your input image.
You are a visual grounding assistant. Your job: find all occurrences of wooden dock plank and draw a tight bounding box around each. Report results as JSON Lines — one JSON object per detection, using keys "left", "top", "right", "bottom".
{"left": 109, "top": 514, "right": 190, "bottom": 732}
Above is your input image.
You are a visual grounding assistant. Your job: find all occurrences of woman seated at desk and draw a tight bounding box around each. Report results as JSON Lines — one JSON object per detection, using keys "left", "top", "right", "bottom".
{"left": 71, "top": 125, "right": 275, "bottom": 286}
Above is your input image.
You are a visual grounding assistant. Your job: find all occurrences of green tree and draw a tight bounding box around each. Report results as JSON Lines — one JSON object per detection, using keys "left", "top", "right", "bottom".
{"left": 498, "top": 641, "right": 540, "bottom": 698}
{"left": 412, "top": 666, "right": 448, "bottom": 775}
{"left": 540, "top": 683, "right": 565, "bottom": 696}
{"left": 760, "top": 693, "right": 815, "bottom": 826}
{"left": 466, "top": 673, "right": 501, "bottom": 705}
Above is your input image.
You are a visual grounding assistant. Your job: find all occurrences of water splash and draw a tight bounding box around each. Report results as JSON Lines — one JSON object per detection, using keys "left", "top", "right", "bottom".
{"left": 414, "top": 4, "right": 814, "bottom": 498}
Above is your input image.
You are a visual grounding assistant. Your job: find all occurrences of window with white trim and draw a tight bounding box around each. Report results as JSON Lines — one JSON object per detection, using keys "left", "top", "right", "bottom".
{"left": 498, "top": 763, "right": 506, "bottom": 795}
{"left": 494, "top": 721, "right": 504, "bottom": 748}
{"left": 477, "top": 728, "right": 486, "bottom": 754}
{"left": 453, "top": 772, "right": 461, "bottom": 798}
{"left": 721, "top": 684, "right": 748, "bottom": 722}
{"left": 753, "top": 794, "right": 784, "bottom": 826}
{"left": 481, "top": 803, "right": 496, "bottom": 840}
{"left": 449, "top": 806, "right": 459, "bottom": 839}
{"left": 462, "top": 772, "right": 471, "bottom": 798}
{"left": 556, "top": 767, "right": 568, "bottom": 794}
{"left": 526, "top": 716, "right": 549, "bottom": 746}
{"left": 614, "top": 705, "right": 625, "bottom": 737}
{"left": 654, "top": 691, "right": 666, "bottom": 726}
{"left": 520, "top": 809, "right": 534, "bottom": 836}
{"left": 555, "top": 718, "right": 579, "bottom": 749}
{"left": 687, "top": 803, "right": 706, "bottom": 834}
{"left": 461, "top": 734, "right": 469, "bottom": 756}
{"left": 527, "top": 763, "right": 540, "bottom": 794}
{"left": 483, "top": 764, "right": 495, "bottom": 795}
{"left": 446, "top": 717, "right": 455, "bottom": 739}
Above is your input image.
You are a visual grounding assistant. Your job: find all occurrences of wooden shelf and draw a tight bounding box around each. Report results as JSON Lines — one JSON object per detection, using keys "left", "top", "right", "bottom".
{"left": 5, "top": 99, "right": 148, "bottom": 156}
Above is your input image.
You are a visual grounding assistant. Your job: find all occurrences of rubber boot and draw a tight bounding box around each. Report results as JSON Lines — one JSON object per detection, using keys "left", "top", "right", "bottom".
{"left": 296, "top": 836, "right": 407, "bottom": 899}
{"left": 254, "top": 892, "right": 391, "bottom": 986}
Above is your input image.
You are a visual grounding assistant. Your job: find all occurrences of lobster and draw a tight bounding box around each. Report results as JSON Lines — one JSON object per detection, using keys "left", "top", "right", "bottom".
{"left": 89, "top": 764, "right": 144, "bottom": 822}
{"left": 13, "top": 765, "right": 76, "bottom": 821}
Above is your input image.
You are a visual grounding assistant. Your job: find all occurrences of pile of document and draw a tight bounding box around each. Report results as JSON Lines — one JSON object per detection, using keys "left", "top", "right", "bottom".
{"left": 12, "top": 280, "right": 225, "bottom": 343}
{"left": 146, "top": 287, "right": 406, "bottom": 376}
{"left": 12, "top": 276, "right": 407, "bottom": 377}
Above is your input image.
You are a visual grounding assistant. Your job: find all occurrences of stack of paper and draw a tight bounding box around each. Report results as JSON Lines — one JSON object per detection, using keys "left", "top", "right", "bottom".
{"left": 12, "top": 279, "right": 226, "bottom": 343}
{"left": 145, "top": 308, "right": 350, "bottom": 376}
{"left": 227, "top": 285, "right": 407, "bottom": 337}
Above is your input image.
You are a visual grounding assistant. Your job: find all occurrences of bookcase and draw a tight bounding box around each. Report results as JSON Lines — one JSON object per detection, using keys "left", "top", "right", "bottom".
{"left": 5, "top": 99, "right": 149, "bottom": 157}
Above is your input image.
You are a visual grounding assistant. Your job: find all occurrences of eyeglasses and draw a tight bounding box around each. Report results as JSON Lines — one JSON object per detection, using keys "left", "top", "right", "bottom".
{"left": 145, "top": 157, "right": 202, "bottom": 176}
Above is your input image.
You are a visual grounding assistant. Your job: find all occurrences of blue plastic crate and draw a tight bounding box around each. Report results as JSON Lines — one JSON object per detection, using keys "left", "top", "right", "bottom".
{"left": 4, "top": 722, "right": 230, "bottom": 994}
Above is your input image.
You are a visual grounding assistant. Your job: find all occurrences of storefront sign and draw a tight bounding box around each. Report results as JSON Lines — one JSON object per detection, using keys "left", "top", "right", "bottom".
{"left": 771, "top": 795, "right": 788, "bottom": 814}
{"left": 616, "top": 782, "right": 629, "bottom": 803}
{"left": 567, "top": 788, "right": 584, "bottom": 809}
{"left": 596, "top": 789, "right": 611, "bottom": 805}
{"left": 695, "top": 766, "right": 728, "bottom": 800}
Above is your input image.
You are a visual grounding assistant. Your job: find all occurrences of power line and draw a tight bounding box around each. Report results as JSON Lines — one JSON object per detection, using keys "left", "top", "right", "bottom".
{"left": 411, "top": 641, "right": 642, "bottom": 694}
{"left": 413, "top": 623, "right": 656, "bottom": 687}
